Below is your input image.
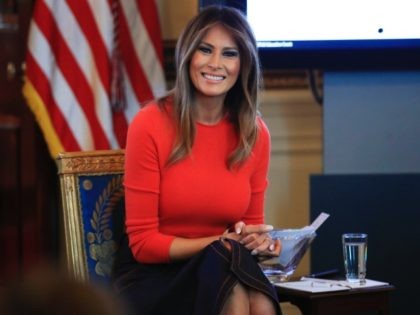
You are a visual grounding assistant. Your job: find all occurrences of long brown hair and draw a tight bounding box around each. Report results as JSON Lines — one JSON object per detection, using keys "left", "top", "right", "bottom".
{"left": 164, "top": 5, "right": 263, "bottom": 169}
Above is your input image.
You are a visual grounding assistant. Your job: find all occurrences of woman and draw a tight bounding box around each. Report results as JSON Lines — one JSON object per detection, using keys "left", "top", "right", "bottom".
{"left": 113, "top": 5, "right": 282, "bottom": 315}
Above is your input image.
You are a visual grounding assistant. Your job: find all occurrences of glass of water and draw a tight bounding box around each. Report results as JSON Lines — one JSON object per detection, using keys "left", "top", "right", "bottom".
{"left": 342, "top": 233, "right": 368, "bottom": 284}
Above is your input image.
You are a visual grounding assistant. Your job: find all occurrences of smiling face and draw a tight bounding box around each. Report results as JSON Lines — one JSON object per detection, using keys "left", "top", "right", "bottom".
{"left": 189, "top": 24, "right": 240, "bottom": 102}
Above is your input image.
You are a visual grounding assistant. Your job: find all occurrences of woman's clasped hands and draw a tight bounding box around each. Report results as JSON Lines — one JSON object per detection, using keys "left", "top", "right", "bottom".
{"left": 222, "top": 221, "right": 282, "bottom": 258}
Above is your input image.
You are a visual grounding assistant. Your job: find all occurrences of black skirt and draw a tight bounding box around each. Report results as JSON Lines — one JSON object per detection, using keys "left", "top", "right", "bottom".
{"left": 112, "top": 236, "right": 282, "bottom": 315}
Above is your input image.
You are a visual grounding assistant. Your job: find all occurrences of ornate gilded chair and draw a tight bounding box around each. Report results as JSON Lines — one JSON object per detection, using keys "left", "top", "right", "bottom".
{"left": 56, "top": 150, "right": 125, "bottom": 285}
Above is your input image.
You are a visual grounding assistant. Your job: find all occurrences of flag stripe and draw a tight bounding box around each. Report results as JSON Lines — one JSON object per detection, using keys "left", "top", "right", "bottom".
{"left": 122, "top": 65, "right": 142, "bottom": 124}
{"left": 64, "top": 0, "right": 122, "bottom": 148}
{"left": 112, "top": 111, "right": 129, "bottom": 148}
{"left": 76, "top": 0, "right": 128, "bottom": 148}
{"left": 118, "top": 5, "right": 154, "bottom": 104}
{"left": 136, "top": 0, "right": 164, "bottom": 64}
{"left": 25, "top": 53, "right": 80, "bottom": 152}
{"left": 121, "top": 0, "right": 166, "bottom": 99}
{"left": 67, "top": 0, "right": 112, "bottom": 91}
{"left": 24, "top": 0, "right": 165, "bottom": 157}
{"left": 44, "top": 0, "right": 119, "bottom": 149}
{"left": 35, "top": 0, "right": 110, "bottom": 149}
{"left": 26, "top": 21, "right": 93, "bottom": 150}
{"left": 89, "top": 0, "right": 114, "bottom": 55}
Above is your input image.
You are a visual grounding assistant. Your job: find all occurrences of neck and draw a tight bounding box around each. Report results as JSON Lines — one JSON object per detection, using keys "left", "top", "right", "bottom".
{"left": 194, "top": 94, "right": 225, "bottom": 125}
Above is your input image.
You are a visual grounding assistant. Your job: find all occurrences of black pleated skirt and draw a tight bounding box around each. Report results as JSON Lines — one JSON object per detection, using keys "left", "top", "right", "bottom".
{"left": 112, "top": 236, "right": 282, "bottom": 315}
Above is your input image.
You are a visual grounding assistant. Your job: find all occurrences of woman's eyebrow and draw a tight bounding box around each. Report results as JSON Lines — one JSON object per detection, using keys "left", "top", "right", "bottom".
{"left": 199, "top": 41, "right": 213, "bottom": 47}
{"left": 199, "top": 41, "right": 238, "bottom": 51}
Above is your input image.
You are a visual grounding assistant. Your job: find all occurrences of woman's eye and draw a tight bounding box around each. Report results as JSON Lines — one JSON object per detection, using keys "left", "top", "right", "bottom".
{"left": 223, "top": 50, "right": 239, "bottom": 58}
{"left": 198, "top": 46, "right": 212, "bottom": 54}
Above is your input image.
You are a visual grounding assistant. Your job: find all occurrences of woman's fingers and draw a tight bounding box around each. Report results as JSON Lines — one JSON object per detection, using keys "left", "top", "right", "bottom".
{"left": 240, "top": 233, "right": 260, "bottom": 246}
{"left": 268, "top": 239, "right": 282, "bottom": 256}
{"left": 250, "top": 234, "right": 272, "bottom": 255}
{"left": 241, "top": 232, "right": 269, "bottom": 252}
{"left": 228, "top": 222, "right": 280, "bottom": 256}
{"left": 241, "top": 234, "right": 282, "bottom": 256}
{"left": 233, "top": 221, "right": 246, "bottom": 235}
{"left": 241, "top": 224, "right": 273, "bottom": 235}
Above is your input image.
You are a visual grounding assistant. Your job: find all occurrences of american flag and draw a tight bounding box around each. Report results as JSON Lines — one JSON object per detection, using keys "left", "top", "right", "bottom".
{"left": 23, "top": 0, "right": 166, "bottom": 157}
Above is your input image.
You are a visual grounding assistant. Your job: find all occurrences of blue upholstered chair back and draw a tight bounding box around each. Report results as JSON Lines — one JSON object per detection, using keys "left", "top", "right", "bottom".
{"left": 57, "top": 150, "right": 125, "bottom": 285}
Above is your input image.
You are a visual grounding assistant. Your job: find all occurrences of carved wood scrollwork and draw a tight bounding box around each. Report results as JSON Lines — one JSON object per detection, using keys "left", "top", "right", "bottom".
{"left": 57, "top": 150, "right": 125, "bottom": 175}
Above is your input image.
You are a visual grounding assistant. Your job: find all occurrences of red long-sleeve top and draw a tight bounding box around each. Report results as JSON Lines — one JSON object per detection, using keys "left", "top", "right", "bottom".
{"left": 124, "top": 101, "right": 271, "bottom": 263}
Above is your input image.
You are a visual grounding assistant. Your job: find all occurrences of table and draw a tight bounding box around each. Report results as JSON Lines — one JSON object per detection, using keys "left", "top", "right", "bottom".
{"left": 276, "top": 283, "right": 395, "bottom": 315}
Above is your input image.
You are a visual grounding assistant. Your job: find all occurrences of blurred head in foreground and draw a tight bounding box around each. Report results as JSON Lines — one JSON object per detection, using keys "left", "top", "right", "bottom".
{"left": 0, "top": 267, "right": 132, "bottom": 315}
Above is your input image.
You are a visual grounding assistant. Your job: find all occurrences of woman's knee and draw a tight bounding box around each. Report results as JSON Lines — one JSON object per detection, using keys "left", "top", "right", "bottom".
{"left": 220, "top": 283, "right": 249, "bottom": 315}
{"left": 221, "top": 284, "right": 277, "bottom": 315}
{"left": 249, "top": 289, "right": 277, "bottom": 315}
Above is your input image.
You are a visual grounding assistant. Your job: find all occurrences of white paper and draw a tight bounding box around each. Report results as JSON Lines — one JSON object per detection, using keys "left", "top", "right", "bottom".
{"left": 301, "top": 277, "right": 389, "bottom": 289}
{"left": 275, "top": 278, "right": 389, "bottom": 293}
{"left": 310, "top": 212, "right": 330, "bottom": 231}
{"left": 275, "top": 279, "right": 348, "bottom": 293}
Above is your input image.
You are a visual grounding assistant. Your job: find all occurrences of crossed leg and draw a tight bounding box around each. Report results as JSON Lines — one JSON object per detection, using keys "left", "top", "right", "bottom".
{"left": 220, "top": 282, "right": 277, "bottom": 315}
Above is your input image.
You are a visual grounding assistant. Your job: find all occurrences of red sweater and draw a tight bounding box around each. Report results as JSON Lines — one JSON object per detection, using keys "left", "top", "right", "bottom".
{"left": 124, "top": 101, "right": 271, "bottom": 263}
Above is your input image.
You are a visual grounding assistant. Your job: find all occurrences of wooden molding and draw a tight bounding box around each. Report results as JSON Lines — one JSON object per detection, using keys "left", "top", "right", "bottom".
{"left": 56, "top": 150, "right": 125, "bottom": 175}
